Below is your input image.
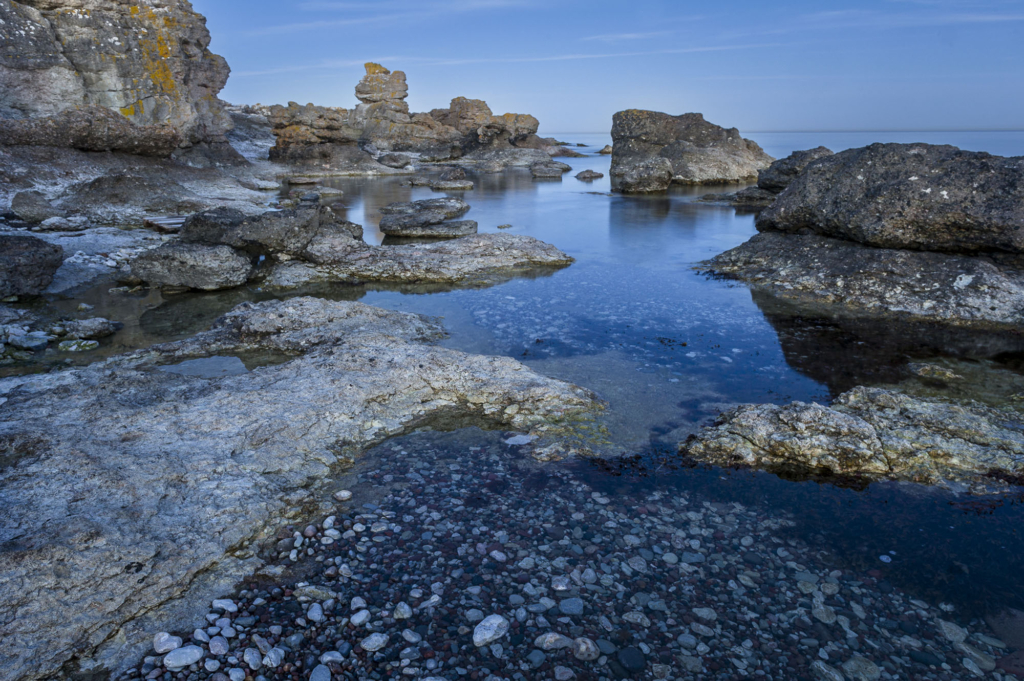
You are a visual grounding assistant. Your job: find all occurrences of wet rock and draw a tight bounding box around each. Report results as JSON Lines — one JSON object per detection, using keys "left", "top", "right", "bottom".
{"left": 757, "top": 146, "right": 833, "bottom": 193}
{"left": 63, "top": 318, "right": 123, "bottom": 340}
{"left": 164, "top": 645, "right": 204, "bottom": 670}
{"left": 129, "top": 242, "right": 254, "bottom": 291}
{"left": 378, "top": 198, "right": 477, "bottom": 237}
{"left": 575, "top": 170, "right": 604, "bottom": 181}
{"left": 572, "top": 637, "right": 600, "bottom": 661}
{"left": 263, "top": 233, "right": 573, "bottom": 288}
{"left": 598, "top": 145, "right": 613, "bottom": 154}
{"left": 10, "top": 191, "right": 64, "bottom": 224}
{"left": 531, "top": 161, "right": 571, "bottom": 179}
{"left": 705, "top": 232, "right": 1024, "bottom": 328}
{"left": 610, "top": 110, "right": 773, "bottom": 192}
{"left": 757, "top": 143, "right": 1024, "bottom": 254}
{"left": 0, "top": 234, "right": 64, "bottom": 298}
{"left": 681, "top": 385, "right": 1024, "bottom": 490}
{"left": 0, "top": 298, "right": 598, "bottom": 681}
{"left": 617, "top": 646, "right": 646, "bottom": 672}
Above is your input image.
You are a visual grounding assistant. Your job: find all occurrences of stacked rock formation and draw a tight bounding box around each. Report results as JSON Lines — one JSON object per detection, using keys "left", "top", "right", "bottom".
{"left": 0, "top": 0, "right": 232, "bottom": 154}
{"left": 610, "top": 110, "right": 774, "bottom": 192}
{"left": 266, "top": 63, "right": 550, "bottom": 166}
{"left": 378, "top": 198, "right": 477, "bottom": 238}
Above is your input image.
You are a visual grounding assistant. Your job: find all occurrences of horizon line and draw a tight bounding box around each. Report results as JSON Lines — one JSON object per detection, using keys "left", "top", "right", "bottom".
{"left": 540, "top": 128, "right": 1024, "bottom": 135}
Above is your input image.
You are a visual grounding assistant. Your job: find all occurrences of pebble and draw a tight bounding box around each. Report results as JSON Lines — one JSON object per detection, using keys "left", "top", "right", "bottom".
{"left": 393, "top": 601, "right": 412, "bottom": 619}
{"left": 306, "top": 603, "right": 323, "bottom": 622}
{"left": 359, "top": 633, "right": 389, "bottom": 652}
{"left": 209, "top": 636, "right": 229, "bottom": 656}
{"left": 472, "top": 614, "right": 509, "bottom": 647}
{"left": 242, "top": 648, "right": 261, "bottom": 670}
{"left": 559, "top": 597, "right": 584, "bottom": 616}
{"left": 228, "top": 669, "right": 245, "bottom": 681}
{"left": 692, "top": 606, "right": 717, "bottom": 621}
{"left": 554, "top": 665, "right": 575, "bottom": 680}
{"left": 333, "top": 490, "right": 353, "bottom": 502}
{"left": 153, "top": 632, "right": 181, "bottom": 654}
{"left": 841, "top": 655, "right": 881, "bottom": 681}
{"left": 535, "top": 633, "right": 574, "bottom": 650}
{"left": 212, "top": 599, "right": 237, "bottom": 613}
{"left": 810, "top": 660, "right": 845, "bottom": 681}
{"left": 938, "top": 619, "right": 967, "bottom": 643}
{"left": 350, "top": 609, "right": 370, "bottom": 626}
{"left": 617, "top": 647, "right": 646, "bottom": 672}
{"left": 164, "top": 645, "right": 204, "bottom": 670}
{"left": 572, "top": 637, "right": 600, "bottom": 661}
{"left": 310, "top": 664, "right": 332, "bottom": 681}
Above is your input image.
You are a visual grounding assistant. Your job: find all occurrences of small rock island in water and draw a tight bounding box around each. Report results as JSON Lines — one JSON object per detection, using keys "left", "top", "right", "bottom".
{"left": 1, "top": 2, "right": 1023, "bottom": 681}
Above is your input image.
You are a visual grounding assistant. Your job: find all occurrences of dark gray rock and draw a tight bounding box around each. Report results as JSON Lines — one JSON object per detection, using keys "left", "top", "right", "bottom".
{"left": 617, "top": 647, "right": 646, "bottom": 672}
{"left": 181, "top": 205, "right": 362, "bottom": 258}
{"left": 10, "top": 191, "right": 64, "bottom": 224}
{"left": 380, "top": 220, "right": 478, "bottom": 239}
{"left": 63, "top": 318, "right": 124, "bottom": 340}
{"left": 757, "top": 146, "right": 833, "bottom": 193}
{"left": 574, "top": 170, "right": 604, "bottom": 181}
{"left": 530, "top": 161, "right": 571, "bottom": 179}
{"left": 438, "top": 167, "right": 467, "bottom": 182}
{"left": 378, "top": 198, "right": 471, "bottom": 234}
{"left": 698, "top": 186, "right": 778, "bottom": 210}
{"left": 377, "top": 153, "right": 414, "bottom": 169}
{"left": 610, "top": 110, "right": 773, "bottom": 192}
{"left": 129, "top": 243, "right": 253, "bottom": 291}
{"left": 0, "top": 107, "right": 183, "bottom": 157}
{"left": 59, "top": 172, "right": 207, "bottom": 226}
{"left": 705, "top": 232, "right": 1024, "bottom": 328}
{"left": 610, "top": 157, "right": 673, "bottom": 193}
{"left": 757, "top": 143, "right": 1024, "bottom": 254}
{"left": 0, "top": 234, "right": 64, "bottom": 297}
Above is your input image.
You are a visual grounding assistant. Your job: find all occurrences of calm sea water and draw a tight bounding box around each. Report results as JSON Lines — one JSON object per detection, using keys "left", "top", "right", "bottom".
{"left": 50, "top": 131, "right": 1024, "bottom": 616}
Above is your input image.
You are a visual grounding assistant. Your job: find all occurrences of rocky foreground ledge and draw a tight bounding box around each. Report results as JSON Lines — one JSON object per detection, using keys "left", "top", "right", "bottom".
{"left": 0, "top": 298, "right": 600, "bottom": 681}
{"left": 681, "top": 386, "right": 1024, "bottom": 492}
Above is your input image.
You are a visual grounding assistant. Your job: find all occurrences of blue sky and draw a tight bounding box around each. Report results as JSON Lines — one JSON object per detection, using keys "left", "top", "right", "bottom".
{"left": 200, "top": 0, "right": 1024, "bottom": 133}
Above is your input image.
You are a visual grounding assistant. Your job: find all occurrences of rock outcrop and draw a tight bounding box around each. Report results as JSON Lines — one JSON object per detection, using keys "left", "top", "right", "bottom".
{"left": 0, "top": 0, "right": 232, "bottom": 152}
{"left": 610, "top": 110, "right": 773, "bottom": 192}
{"left": 0, "top": 234, "right": 64, "bottom": 297}
{"left": 266, "top": 63, "right": 546, "bottom": 169}
{"left": 378, "top": 197, "right": 477, "bottom": 238}
{"left": 705, "top": 232, "right": 1024, "bottom": 328}
{"left": 707, "top": 143, "right": 1024, "bottom": 328}
{"left": 129, "top": 242, "right": 255, "bottom": 291}
{"left": 757, "top": 144, "right": 1024, "bottom": 254}
{"left": 0, "top": 297, "right": 600, "bottom": 681}
{"left": 263, "top": 234, "right": 574, "bottom": 288}
{"left": 680, "top": 386, "right": 1024, "bottom": 491}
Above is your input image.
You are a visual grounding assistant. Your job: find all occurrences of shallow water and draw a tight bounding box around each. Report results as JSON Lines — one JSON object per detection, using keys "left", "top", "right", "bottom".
{"left": 27, "top": 132, "right": 1024, "bottom": 620}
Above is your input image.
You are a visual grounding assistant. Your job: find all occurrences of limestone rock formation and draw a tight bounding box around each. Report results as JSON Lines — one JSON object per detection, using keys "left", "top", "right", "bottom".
{"left": 705, "top": 232, "right": 1024, "bottom": 328}
{"left": 0, "top": 0, "right": 232, "bottom": 151}
{"left": 129, "top": 242, "right": 254, "bottom": 291}
{"left": 267, "top": 63, "right": 543, "bottom": 168}
{"left": 0, "top": 297, "right": 600, "bottom": 681}
{"left": 610, "top": 110, "right": 773, "bottom": 192}
{"left": 0, "top": 234, "right": 64, "bottom": 297}
{"left": 698, "top": 147, "right": 834, "bottom": 210}
{"left": 680, "top": 386, "right": 1024, "bottom": 491}
{"left": 757, "top": 144, "right": 1024, "bottom": 254}
{"left": 378, "top": 198, "right": 477, "bottom": 238}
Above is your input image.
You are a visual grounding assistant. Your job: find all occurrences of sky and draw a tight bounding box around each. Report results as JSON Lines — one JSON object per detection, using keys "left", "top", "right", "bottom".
{"left": 199, "top": 0, "right": 1024, "bottom": 133}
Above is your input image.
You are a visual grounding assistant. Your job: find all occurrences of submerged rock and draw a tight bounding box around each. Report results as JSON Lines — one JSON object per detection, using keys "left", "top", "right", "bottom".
{"left": 0, "top": 234, "right": 64, "bottom": 297}
{"left": 757, "top": 143, "right": 1024, "bottom": 254}
{"left": 0, "top": 297, "right": 599, "bottom": 681}
{"left": 129, "top": 243, "right": 254, "bottom": 291}
{"left": 610, "top": 110, "right": 773, "bottom": 192}
{"left": 705, "top": 232, "right": 1024, "bottom": 328}
{"left": 680, "top": 386, "right": 1024, "bottom": 490}
{"left": 263, "top": 234, "right": 573, "bottom": 287}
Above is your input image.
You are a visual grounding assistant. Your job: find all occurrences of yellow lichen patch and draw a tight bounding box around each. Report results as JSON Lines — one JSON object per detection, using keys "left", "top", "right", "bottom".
{"left": 130, "top": 6, "right": 140, "bottom": 15}
{"left": 120, "top": 104, "right": 136, "bottom": 116}
{"left": 364, "top": 62, "right": 390, "bottom": 75}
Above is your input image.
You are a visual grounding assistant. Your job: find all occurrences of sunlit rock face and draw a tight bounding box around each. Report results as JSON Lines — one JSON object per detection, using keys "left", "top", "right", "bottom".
{"left": 0, "top": 0, "right": 232, "bottom": 151}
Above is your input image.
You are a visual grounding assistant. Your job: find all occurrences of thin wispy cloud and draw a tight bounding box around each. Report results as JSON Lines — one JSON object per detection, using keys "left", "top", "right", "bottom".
{"left": 799, "top": 8, "right": 1024, "bottom": 29}
{"left": 581, "top": 31, "right": 673, "bottom": 43}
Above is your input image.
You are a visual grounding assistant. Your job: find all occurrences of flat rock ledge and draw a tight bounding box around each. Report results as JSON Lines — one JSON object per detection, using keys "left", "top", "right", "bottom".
{"left": 704, "top": 232, "right": 1024, "bottom": 328}
{"left": 0, "top": 297, "right": 600, "bottom": 681}
{"left": 262, "top": 233, "right": 574, "bottom": 288}
{"left": 680, "top": 386, "right": 1024, "bottom": 492}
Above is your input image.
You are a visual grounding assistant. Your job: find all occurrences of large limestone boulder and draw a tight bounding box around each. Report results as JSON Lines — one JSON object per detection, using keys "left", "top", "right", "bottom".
{"left": 10, "top": 190, "right": 63, "bottom": 224}
{"left": 129, "top": 242, "right": 254, "bottom": 291}
{"left": 610, "top": 110, "right": 773, "bottom": 192}
{"left": 0, "top": 0, "right": 231, "bottom": 151}
{"left": 0, "top": 234, "right": 64, "bottom": 297}
{"left": 681, "top": 386, "right": 1024, "bottom": 491}
{"left": 757, "top": 143, "right": 1024, "bottom": 254}
{"left": 0, "top": 297, "right": 599, "bottom": 681}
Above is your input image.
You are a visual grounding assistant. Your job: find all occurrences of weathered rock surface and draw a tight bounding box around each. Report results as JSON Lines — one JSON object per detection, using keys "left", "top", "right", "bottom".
{"left": 0, "top": 0, "right": 231, "bottom": 148}
{"left": 681, "top": 386, "right": 1024, "bottom": 490}
{"left": 58, "top": 172, "right": 209, "bottom": 225}
{"left": 610, "top": 110, "right": 773, "bottom": 192}
{"left": 756, "top": 146, "right": 833, "bottom": 193}
{"left": 267, "top": 64, "right": 542, "bottom": 168}
{"left": 63, "top": 317, "right": 123, "bottom": 340}
{"left": 575, "top": 170, "right": 604, "bottom": 181}
{"left": 0, "top": 297, "right": 600, "bottom": 681}
{"left": 598, "top": 145, "right": 613, "bottom": 155}
{"left": 531, "top": 161, "right": 572, "bottom": 179}
{"left": 129, "top": 242, "right": 254, "bottom": 291}
{"left": 378, "top": 198, "right": 476, "bottom": 237}
{"left": 0, "top": 234, "right": 64, "bottom": 297}
{"left": 10, "top": 190, "right": 63, "bottom": 224}
{"left": 705, "top": 232, "right": 1024, "bottom": 328}
{"left": 263, "top": 234, "right": 573, "bottom": 288}
{"left": 757, "top": 144, "right": 1024, "bottom": 254}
